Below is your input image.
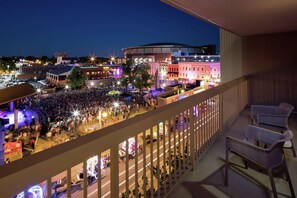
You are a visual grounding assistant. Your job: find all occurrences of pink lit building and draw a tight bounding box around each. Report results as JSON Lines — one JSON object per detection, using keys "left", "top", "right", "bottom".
{"left": 167, "top": 64, "right": 179, "bottom": 80}
{"left": 168, "top": 62, "right": 220, "bottom": 83}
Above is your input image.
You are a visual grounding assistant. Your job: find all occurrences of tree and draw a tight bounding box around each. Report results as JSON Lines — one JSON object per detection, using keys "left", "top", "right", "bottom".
{"left": 0, "top": 58, "right": 16, "bottom": 72}
{"left": 120, "top": 59, "right": 133, "bottom": 91}
{"left": 67, "top": 67, "right": 87, "bottom": 89}
{"left": 133, "top": 63, "right": 152, "bottom": 91}
{"left": 25, "top": 56, "right": 36, "bottom": 61}
{"left": 40, "top": 55, "right": 49, "bottom": 62}
{"left": 120, "top": 60, "right": 152, "bottom": 92}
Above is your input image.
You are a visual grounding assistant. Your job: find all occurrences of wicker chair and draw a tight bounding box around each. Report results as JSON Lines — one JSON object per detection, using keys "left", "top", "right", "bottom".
{"left": 251, "top": 103, "right": 296, "bottom": 157}
{"left": 225, "top": 125, "right": 295, "bottom": 198}
{"left": 251, "top": 103, "right": 294, "bottom": 129}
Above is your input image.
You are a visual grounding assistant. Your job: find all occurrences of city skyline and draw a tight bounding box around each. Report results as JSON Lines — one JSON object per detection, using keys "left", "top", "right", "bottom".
{"left": 0, "top": 0, "right": 219, "bottom": 57}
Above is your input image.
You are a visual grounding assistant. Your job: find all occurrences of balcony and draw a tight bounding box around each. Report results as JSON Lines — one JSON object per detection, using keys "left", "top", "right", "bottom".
{"left": 0, "top": 68, "right": 296, "bottom": 197}
{"left": 169, "top": 109, "right": 297, "bottom": 198}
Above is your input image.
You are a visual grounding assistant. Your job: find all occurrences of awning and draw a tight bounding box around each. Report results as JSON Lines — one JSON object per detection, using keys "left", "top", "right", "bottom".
{"left": 0, "top": 83, "right": 37, "bottom": 105}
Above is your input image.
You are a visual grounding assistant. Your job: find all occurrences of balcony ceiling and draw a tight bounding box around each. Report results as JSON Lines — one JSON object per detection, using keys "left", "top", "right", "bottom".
{"left": 162, "top": 0, "right": 297, "bottom": 36}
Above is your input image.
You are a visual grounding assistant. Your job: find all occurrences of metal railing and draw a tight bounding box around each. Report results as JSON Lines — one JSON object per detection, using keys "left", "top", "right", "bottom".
{"left": 0, "top": 77, "right": 248, "bottom": 198}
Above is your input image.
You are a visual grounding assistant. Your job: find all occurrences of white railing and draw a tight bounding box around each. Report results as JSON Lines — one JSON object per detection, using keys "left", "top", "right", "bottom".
{"left": 0, "top": 77, "right": 248, "bottom": 198}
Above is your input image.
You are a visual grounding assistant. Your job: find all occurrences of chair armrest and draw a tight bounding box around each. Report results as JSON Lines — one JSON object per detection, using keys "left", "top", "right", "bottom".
{"left": 226, "top": 136, "right": 283, "bottom": 169}
{"left": 251, "top": 105, "right": 277, "bottom": 115}
{"left": 245, "top": 125, "right": 283, "bottom": 146}
{"left": 257, "top": 114, "right": 288, "bottom": 129}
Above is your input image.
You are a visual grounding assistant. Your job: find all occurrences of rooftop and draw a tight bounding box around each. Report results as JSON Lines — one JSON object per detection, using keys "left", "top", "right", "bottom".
{"left": 0, "top": 83, "right": 36, "bottom": 105}
{"left": 47, "top": 66, "right": 73, "bottom": 75}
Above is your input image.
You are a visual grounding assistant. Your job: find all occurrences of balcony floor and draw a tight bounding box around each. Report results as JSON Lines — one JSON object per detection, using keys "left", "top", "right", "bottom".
{"left": 169, "top": 109, "right": 297, "bottom": 198}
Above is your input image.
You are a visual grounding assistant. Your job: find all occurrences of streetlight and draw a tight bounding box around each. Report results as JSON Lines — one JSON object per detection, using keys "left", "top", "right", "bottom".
{"left": 90, "top": 56, "right": 95, "bottom": 66}
{"left": 110, "top": 56, "right": 115, "bottom": 65}
{"left": 7, "top": 65, "right": 10, "bottom": 73}
{"left": 90, "top": 82, "right": 94, "bottom": 88}
{"left": 65, "top": 85, "right": 69, "bottom": 91}
{"left": 113, "top": 102, "right": 119, "bottom": 108}
{"left": 73, "top": 110, "right": 79, "bottom": 137}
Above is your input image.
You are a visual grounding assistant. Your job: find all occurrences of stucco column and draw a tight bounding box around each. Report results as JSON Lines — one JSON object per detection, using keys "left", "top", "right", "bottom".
{"left": 0, "top": 123, "right": 4, "bottom": 166}
{"left": 14, "top": 108, "right": 18, "bottom": 130}
{"left": 9, "top": 101, "right": 14, "bottom": 112}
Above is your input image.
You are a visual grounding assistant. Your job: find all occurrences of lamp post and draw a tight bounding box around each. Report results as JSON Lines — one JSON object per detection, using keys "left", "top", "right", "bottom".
{"left": 36, "top": 88, "right": 41, "bottom": 107}
{"left": 7, "top": 65, "right": 10, "bottom": 74}
{"left": 73, "top": 110, "right": 79, "bottom": 137}
{"left": 90, "top": 57, "right": 95, "bottom": 66}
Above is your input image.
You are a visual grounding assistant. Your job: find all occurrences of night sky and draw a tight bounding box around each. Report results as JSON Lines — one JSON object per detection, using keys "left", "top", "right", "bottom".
{"left": 0, "top": 0, "right": 219, "bottom": 57}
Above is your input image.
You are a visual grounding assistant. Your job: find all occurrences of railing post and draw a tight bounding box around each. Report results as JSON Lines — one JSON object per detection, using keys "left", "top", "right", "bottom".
{"left": 110, "top": 145, "right": 119, "bottom": 198}
{"left": 24, "top": 188, "right": 29, "bottom": 198}
{"left": 67, "top": 167, "right": 71, "bottom": 198}
{"left": 83, "top": 160, "right": 87, "bottom": 198}
{"left": 219, "top": 93, "right": 224, "bottom": 133}
{"left": 47, "top": 178, "right": 52, "bottom": 198}
{"left": 189, "top": 107, "right": 195, "bottom": 170}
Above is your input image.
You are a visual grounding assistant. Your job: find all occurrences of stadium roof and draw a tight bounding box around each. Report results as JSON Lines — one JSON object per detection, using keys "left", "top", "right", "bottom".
{"left": 142, "top": 42, "right": 191, "bottom": 47}
{"left": 0, "top": 83, "right": 36, "bottom": 105}
{"left": 123, "top": 42, "right": 205, "bottom": 51}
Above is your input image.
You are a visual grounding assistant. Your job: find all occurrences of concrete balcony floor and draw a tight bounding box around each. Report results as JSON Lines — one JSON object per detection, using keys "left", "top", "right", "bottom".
{"left": 169, "top": 109, "right": 297, "bottom": 198}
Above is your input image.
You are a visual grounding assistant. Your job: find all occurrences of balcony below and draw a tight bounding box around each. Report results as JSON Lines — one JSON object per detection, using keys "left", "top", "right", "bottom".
{"left": 169, "top": 109, "right": 297, "bottom": 198}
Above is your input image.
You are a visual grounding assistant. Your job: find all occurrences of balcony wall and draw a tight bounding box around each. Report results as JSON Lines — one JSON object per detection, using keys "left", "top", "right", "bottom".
{"left": 0, "top": 76, "right": 249, "bottom": 198}
{"left": 248, "top": 66, "right": 297, "bottom": 108}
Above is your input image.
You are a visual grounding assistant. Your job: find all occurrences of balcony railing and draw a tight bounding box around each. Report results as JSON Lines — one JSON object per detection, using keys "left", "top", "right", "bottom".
{"left": 0, "top": 76, "right": 248, "bottom": 198}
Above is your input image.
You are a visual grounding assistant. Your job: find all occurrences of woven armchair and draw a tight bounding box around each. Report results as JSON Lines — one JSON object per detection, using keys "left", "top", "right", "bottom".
{"left": 225, "top": 125, "right": 295, "bottom": 198}
{"left": 251, "top": 103, "right": 294, "bottom": 129}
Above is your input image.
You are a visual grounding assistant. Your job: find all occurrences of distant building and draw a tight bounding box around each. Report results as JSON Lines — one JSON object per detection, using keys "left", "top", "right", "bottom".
{"left": 123, "top": 42, "right": 215, "bottom": 64}
{"left": 55, "top": 52, "right": 78, "bottom": 65}
{"left": 46, "top": 66, "right": 73, "bottom": 86}
{"left": 18, "top": 65, "right": 64, "bottom": 80}
{"left": 80, "top": 65, "right": 122, "bottom": 80}
{"left": 123, "top": 43, "right": 219, "bottom": 88}
{"left": 172, "top": 54, "right": 220, "bottom": 63}
{"left": 167, "top": 64, "right": 179, "bottom": 80}
{"left": 168, "top": 62, "right": 220, "bottom": 83}
{"left": 113, "top": 57, "right": 126, "bottom": 65}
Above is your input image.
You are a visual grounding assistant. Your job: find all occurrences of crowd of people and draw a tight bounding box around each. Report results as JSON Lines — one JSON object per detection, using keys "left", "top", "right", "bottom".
{"left": 36, "top": 88, "right": 146, "bottom": 137}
